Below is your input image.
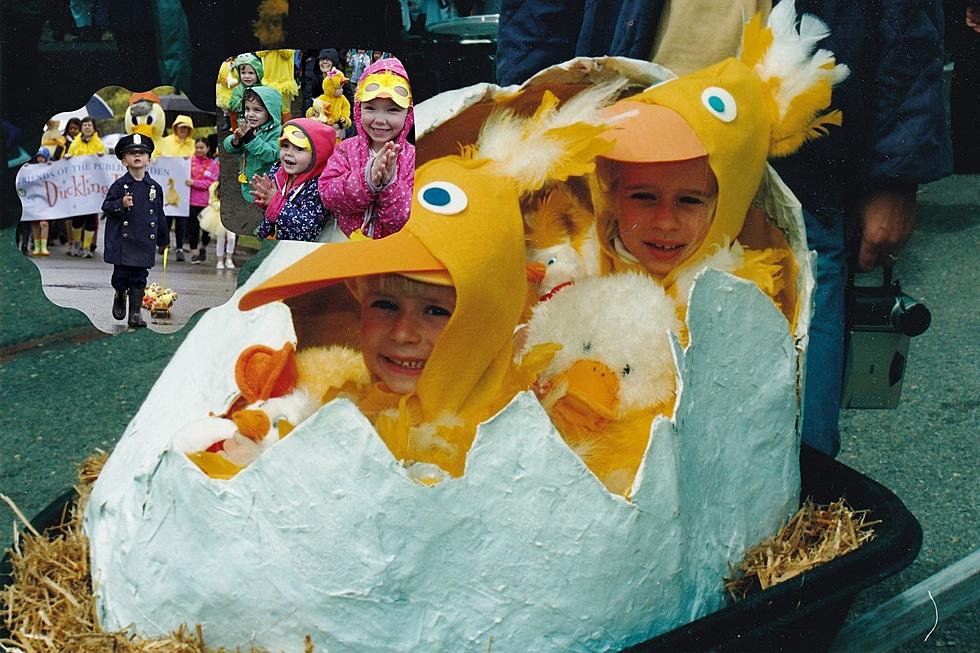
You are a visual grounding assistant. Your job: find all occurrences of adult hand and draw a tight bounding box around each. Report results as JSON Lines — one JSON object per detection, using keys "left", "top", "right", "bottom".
{"left": 857, "top": 186, "right": 917, "bottom": 271}
{"left": 250, "top": 174, "right": 275, "bottom": 209}
{"left": 184, "top": 178, "right": 193, "bottom": 187}
{"left": 967, "top": 8, "right": 980, "bottom": 33}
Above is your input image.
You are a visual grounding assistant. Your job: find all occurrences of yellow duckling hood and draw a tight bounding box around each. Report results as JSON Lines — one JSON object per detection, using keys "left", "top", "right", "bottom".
{"left": 240, "top": 157, "right": 527, "bottom": 424}
{"left": 598, "top": 3, "right": 848, "bottom": 291}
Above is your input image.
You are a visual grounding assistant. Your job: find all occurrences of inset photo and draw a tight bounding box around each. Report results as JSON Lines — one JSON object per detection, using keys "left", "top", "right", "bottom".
{"left": 15, "top": 87, "right": 259, "bottom": 334}
{"left": 216, "top": 47, "right": 414, "bottom": 243}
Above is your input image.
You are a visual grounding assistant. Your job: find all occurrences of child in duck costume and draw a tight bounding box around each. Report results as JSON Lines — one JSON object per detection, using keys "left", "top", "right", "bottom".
{"left": 309, "top": 68, "right": 352, "bottom": 142}
{"left": 594, "top": 2, "right": 849, "bottom": 335}
{"left": 257, "top": 49, "right": 299, "bottom": 123}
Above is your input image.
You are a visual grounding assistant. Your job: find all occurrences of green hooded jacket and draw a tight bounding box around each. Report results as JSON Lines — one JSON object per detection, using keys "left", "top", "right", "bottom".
{"left": 229, "top": 53, "right": 266, "bottom": 115}
{"left": 222, "top": 85, "right": 282, "bottom": 202}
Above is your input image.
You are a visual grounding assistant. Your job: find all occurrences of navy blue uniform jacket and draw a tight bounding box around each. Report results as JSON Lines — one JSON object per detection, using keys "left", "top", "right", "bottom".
{"left": 102, "top": 171, "right": 165, "bottom": 269}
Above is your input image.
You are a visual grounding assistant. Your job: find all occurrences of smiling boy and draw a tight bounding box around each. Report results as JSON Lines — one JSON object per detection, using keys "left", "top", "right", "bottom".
{"left": 355, "top": 274, "right": 456, "bottom": 394}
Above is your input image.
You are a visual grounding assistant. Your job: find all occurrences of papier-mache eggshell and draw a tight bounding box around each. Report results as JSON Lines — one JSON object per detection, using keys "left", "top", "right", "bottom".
{"left": 85, "top": 247, "right": 801, "bottom": 652}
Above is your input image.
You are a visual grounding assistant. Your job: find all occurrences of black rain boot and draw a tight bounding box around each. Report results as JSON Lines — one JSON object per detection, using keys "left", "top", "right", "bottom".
{"left": 127, "top": 286, "right": 147, "bottom": 328}
{"left": 112, "top": 288, "right": 127, "bottom": 320}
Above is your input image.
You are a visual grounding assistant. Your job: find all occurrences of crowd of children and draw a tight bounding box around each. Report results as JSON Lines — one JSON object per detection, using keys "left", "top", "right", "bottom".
{"left": 222, "top": 50, "right": 415, "bottom": 245}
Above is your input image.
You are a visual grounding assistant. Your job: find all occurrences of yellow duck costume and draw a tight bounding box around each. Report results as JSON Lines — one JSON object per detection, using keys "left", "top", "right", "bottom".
{"left": 307, "top": 71, "right": 352, "bottom": 140}
{"left": 257, "top": 49, "right": 299, "bottom": 121}
{"left": 596, "top": 2, "right": 849, "bottom": 332}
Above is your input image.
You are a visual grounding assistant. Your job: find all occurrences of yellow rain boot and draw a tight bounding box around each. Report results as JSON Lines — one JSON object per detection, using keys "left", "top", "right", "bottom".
{"left": 32, "top": 238, "right": 41, "bottom": 256}
{"left": 81, "top": 230, "right": 95, "bottom": 258}
{"left": 69, "top": 227, "right": 83, "bottom": 256}
{"left": 39, "top": 238, "right": 49, "bottom": 256}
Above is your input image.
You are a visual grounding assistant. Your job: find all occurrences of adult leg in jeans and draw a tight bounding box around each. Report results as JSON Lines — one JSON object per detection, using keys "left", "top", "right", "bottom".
{"left": 800, "top": 208, "right": 846, "bottom": 457}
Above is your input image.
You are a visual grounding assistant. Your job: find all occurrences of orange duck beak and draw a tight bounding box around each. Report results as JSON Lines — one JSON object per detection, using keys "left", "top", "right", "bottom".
{"left": 550, "top": 359, "right": 620, "bottom": 429}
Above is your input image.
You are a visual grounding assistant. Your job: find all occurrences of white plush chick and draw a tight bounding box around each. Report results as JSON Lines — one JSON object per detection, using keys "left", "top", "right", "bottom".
{"left": 519, "top": 272, "right": 680, "bottom": 496}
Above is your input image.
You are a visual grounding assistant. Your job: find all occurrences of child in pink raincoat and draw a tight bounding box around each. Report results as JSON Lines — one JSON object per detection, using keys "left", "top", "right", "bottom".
{"left": 318, "top": 57, "right": 415, "bottom": 239}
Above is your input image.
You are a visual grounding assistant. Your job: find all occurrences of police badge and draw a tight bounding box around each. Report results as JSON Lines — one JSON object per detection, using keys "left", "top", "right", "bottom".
{"left": 149, "top": 186, "right": 157, "bottom": 202}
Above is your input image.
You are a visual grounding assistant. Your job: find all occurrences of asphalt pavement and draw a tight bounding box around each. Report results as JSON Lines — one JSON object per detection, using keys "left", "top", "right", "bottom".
{"left": 27, "top": 224, "right": 248, "bottom": 334}
{"left": 0, "top": 173, "right": 977, "bottom": 650}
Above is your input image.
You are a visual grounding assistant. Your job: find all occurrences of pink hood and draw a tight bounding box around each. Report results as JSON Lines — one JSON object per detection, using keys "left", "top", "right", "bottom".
{"left": 351, "top": 57, "right": 415, "bottom": 154}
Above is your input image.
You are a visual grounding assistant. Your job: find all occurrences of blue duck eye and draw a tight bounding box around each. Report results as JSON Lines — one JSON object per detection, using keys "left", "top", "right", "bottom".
{"left": 417, "top": 181, "right": 467, "bottom": 215}
{"left": 701, "top": 87, "right": 737, "bottom": 122}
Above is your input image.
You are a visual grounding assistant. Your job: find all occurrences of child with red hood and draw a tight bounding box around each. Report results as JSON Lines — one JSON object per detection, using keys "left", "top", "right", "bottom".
{"left": 318, "top": 57, "right": 415, "bottom": 239}
{"left": 251, "top": 118, "right": 336, "bottom": 241}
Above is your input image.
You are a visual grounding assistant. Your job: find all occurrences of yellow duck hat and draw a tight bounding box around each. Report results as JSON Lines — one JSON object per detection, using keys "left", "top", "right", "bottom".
{"left": 598, "top": 1, "right": 848, "bottom": 290}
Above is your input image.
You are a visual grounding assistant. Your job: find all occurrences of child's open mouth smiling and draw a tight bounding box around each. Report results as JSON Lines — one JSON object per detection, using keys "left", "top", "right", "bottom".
{"left": 643, "top": 238, "right": 687, "bottom": 261}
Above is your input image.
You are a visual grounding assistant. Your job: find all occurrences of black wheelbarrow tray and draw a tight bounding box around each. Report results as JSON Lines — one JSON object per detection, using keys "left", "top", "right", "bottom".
{"left": 2, "top": 444, "right": 921, "bottom": 651}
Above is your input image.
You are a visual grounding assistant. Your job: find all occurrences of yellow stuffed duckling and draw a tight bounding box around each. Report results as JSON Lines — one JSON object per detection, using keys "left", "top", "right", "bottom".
{"left": 518, "top": 271, "right": 680, "bottom": 497}
{"left": 523, "top": 179, "right": 601, "bottom": 304}
{"left": 177, "top": 342, "right": 370, "bottom": 479}
{"left": 314, "top": 71, "right": 352, "bottom": 142}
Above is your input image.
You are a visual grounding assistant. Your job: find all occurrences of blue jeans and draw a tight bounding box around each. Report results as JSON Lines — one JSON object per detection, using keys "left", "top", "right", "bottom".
{"left": 800, "top": 209, "right": 846, "bottom": 457}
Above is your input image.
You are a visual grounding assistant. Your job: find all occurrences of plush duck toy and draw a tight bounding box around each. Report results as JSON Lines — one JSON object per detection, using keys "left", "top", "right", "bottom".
{"left": 176, "top": 343, "right": 370, "bottom": 479}
{"left": 519, "top": 271, "right": 680, "bottom": 497}
{"left": 523, "top": 179, "right": 600, "bottom": 302}
{"left": 124, "top": 91, "right": 167, "bottom": 155}
{"left": 595, "top": 0, "right": 849, "bottom": 331}
{"left": 165, "top": 178, "right": 180, "bottom": 206}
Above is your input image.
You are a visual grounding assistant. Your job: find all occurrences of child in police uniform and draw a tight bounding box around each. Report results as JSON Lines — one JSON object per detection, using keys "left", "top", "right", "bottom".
{"left": 102, "top": 134, "right": 166, "bottom": 328}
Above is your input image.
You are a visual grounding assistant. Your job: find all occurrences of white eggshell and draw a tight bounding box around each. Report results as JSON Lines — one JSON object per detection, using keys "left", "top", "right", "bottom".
{"left": 84, "top": 241, "right": 802, "bottom": 652}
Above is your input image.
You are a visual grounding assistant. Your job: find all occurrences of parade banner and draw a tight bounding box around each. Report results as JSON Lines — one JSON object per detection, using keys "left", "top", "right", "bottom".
{"left": 17, "top": 155, "right": 191, "bottom": 221}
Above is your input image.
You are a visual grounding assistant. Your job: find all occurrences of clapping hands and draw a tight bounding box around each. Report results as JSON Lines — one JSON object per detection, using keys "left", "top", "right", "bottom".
{"left": 370, "top": 142, "right": 401, "bottom": 187}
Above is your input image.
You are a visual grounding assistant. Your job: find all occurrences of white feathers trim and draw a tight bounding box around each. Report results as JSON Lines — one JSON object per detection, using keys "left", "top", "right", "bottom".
{"left": 672, "top": 239, "right": 745, "bottom": 306}
{"left": 755, "top": 0, "right": 849, "bottom": 122}
{"left": 475, "top": 79, "right": 627, "bottom": 192}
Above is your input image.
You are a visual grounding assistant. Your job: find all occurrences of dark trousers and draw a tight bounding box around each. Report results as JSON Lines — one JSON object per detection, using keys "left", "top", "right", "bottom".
{"left": 186, "top": 205, "right": 211, "bottom": 249}
{"left": 166, "top": 216, "right": 188, "bottom": 248}
{"left": 72, "top": 214, "right": 98, "bottom": 230}
{"left": 111, "top": 265, "right": 149, "bottom": 291}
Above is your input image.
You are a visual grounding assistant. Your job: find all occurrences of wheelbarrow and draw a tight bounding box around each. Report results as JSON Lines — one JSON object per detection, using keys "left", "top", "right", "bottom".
{"left": 0, "top": 445, "right": 924, "bottom": 651}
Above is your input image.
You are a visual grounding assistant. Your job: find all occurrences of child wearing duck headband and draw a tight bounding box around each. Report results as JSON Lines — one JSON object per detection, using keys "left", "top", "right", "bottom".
{"left": 318, "top": 57, "right": 415, "bottom": 240}
{"left": 250, "top": 118, "right": 336, "bottom": 241}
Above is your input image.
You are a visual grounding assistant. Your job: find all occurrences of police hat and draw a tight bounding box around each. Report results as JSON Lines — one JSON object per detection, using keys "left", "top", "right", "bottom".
{"left": 115, "top": 133, "right": 154, "bottom": 159}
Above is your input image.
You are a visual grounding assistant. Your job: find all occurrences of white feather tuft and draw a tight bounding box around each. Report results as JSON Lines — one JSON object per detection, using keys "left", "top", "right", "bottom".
{"left": 475, "top": 79, "right": 627, "bottom": 191}
{"left": 672, "top": 239, "right": 745, "bottom": 306}
{"left": 754, "top": 0, "right": 849, "bottom": 122}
